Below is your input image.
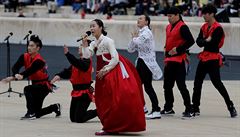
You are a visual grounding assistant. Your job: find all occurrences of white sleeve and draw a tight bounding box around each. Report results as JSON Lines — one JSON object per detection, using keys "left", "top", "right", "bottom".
{"left": 127, "top": 40, "right": 137, "bottom": 53}
{"left": 84, "top": 41, "right": 95, "bottom": 56}
{"left": 103, "top": 39, "right": 119, "bottom": 71}
{"left": 132, "top": 31, "right": 150, "bottom": 46}
{"left": 82, "top": 46, "right": 92, "bottom": 58}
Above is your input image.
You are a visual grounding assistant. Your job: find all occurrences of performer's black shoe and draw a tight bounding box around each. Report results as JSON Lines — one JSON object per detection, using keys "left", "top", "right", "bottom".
{"left": 182, "top": 111, "right": 194, "bottom": 118}
{"left": 193, "top": 110, "right": 200, "bottom": 116}
{"left": 229, "top": 105, "right": 237, "bottom": 118}
{"left": 192, "top": 105, "right": 200, "bottom": 116}
{"left": 54, "top": 103, "right": 61, "bottom": 117}
{"left": 161, "top": 109, "right": 175, "bottom": 115}
{"left": 20, "top": 113, "right": 36, "bottom": 120}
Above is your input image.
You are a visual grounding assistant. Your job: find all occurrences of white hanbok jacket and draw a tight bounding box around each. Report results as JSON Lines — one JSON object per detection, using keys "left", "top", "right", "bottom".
{"left": 83, "top": 34, "right": 130, "bottom": 79}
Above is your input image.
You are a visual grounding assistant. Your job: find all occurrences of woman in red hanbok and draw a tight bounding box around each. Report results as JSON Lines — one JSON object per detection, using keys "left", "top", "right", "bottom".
{"left": 82, "top": 19, "right": 146, "bottom": 135}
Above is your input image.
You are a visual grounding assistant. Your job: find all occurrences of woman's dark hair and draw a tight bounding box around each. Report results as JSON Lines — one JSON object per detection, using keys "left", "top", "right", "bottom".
{"left": 93, "top": 19, "right": 107, "bottom": 36}
{"left": 30, "top": 35, "right": 42, "bottom": 49}
{"left": 144, "top": 14, "right": 151, "bottom": 30}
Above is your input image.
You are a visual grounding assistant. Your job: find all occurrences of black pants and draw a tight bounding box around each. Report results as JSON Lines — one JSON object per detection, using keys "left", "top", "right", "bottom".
{"left": 24, "top": 84, "right": 57, "bottom": 118}
{"left": 136, "top": 58, "right": 160, "bottom": 112}
{"left": 192, "top": 60, "right": 233, "bottom": 110}
{"left": 70, "top": 93, "right": 97, "bottom": 123}
{"left": 163, "top": 61, "right": 191, "bottom": 111}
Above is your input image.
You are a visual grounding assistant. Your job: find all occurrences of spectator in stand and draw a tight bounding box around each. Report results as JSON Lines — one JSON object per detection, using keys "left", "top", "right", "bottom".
{"left": 149, "top": 0, "right": 160, "bottom": 16}
{"left": 86, "top": 0, "right": 99, "bottom": 14}
{"left": 106, "top": 12, "right": 113, "bottom": 20}
{"left": 135, "top": 0, "right": 150, "bottom": 15}
{"left": 113, "top": 0, "right": 128, "bottom": 15}
{"left": 99, "top": 0, "right": 111, "bottom": 14}
{"left": 81, "top": 8, "right": 86, "bottom": 18}
{"left": 190, "top": 0, "right": 200, "bottom": 16}
{"left": 18, "top": 0, "right": 27, "bottom": 8}
{"left": 72, "top": 0, "right": 82, "bottom": 13}
{"left": 199, "top": 0, "right": 209, "bottom": 8}
{"left": 214, "top": 0, "right": 223, "bottom": 8}
{"left": 172, "top": 0, "right": 192, "bottom": 16}
{"left": 227, "top": 0, "right": 239, "bottom": 17}
{"left": 10, "top": 0, "right": 17, "bottom": 12}
{"left": 47, "top": 0, "right": 58, "bottom": 13}
{"left": 18, "top": 8, "right": 26, "bottom": 17}
{"left": 3, "top": 0, "right": 18, "bottom": 12}
{"left": 159, "top": 0, "right": 171, "bottom": 16}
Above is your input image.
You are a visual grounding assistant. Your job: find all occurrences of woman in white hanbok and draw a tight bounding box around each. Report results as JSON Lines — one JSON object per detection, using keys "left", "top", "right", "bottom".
{"left": 83, "top": 19, "right": 146, "bottom": 135}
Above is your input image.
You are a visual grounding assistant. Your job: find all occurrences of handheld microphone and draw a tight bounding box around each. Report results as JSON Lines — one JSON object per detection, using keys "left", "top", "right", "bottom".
{"left": 4, "top": 32, "right": 13, "bottom": 41}
{"left": 77, "top": 31, "right": 91, "bottom": 42}
{"left": 23, "top": 30, "right": 32, "bottom": 40}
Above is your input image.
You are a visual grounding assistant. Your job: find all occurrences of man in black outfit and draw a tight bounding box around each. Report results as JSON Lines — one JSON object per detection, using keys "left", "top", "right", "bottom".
{"left": 192, "top": 4, "right": 237, "bottom": 118}
{"left": 1, "top": 35, "right": 61, "bottom": 120}
{"left": 161, "top": 7, "right": 195, "bottom": 118}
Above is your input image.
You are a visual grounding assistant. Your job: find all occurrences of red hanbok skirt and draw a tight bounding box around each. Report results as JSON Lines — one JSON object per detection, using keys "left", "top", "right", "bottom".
{"left": 95, "top": 53, "right": 146, "bottom": 133}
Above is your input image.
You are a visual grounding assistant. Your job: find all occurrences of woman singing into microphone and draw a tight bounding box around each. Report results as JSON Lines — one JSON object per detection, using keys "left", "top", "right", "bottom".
{"left": 82, "top": 19, "right": 146, "bottom": 135}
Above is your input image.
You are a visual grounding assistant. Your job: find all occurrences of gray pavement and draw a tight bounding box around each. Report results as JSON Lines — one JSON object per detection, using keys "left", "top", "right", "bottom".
{"left": 0, "top": 80, "right": 239, "bottom": 137}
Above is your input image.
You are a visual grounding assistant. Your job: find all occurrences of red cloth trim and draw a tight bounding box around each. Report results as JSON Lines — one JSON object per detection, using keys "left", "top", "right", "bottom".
{"left": 71, "top": 89, "right": 95, "bottom": 101}
{"left": 198, "top": 51, "right": 223, "bottom": 66}
{"left": 164, "top": 53, "right": 187, "bottom": 63}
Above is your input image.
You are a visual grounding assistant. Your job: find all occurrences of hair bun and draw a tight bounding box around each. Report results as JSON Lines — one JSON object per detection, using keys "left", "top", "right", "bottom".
{"left": 30, "top": 34, "right": 43, "bottom": 48}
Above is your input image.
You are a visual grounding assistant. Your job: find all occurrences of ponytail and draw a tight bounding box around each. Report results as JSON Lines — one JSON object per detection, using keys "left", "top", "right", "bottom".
{"left": 93, "top": 19, "right": 108, "bottom": 36}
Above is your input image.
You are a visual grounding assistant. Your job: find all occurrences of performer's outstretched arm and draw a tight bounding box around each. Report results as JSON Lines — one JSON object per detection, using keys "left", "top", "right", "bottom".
{"left": 12, "top": 54, "right": 24, "bottom": 76}
{"left": 56, "top": 66, "right": 72, "bottom": 79}
{"left": 1, "top": 55, "right": 44, "bottom": 82}
{"left": 65, "top": 52, "right": 90, "bottom": 72}
{"left": 51, "top": 66, "right": 72, "bottom": 84}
